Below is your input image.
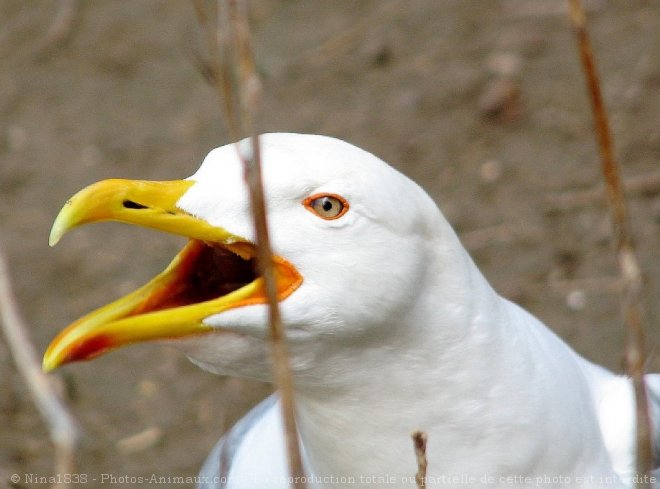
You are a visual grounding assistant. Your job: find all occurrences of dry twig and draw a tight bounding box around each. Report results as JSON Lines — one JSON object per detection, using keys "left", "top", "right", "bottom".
{"left": 0, "top": 249, "right": 80, "bottom": 489}
{"left": 546, "top": 276, "right": 622, "bottom": 295}
{"left": 192, "top": 1, "right": 306, "bottom": 487}
{"left": 290, "top": 0, "right": 403, "bottom": 68}
{"left": 0, "top": 1, "right": 78, "bottom": 60}
{"left": 191, "top": 0, "right": 239, "bottom": 137}
{"left": 116, "top": 426, "right": 163, "bottom": 455}
{"left": 412, "top": 431, "right": 428, "bottom": 489}
{"left": 567, "top": 0, "right": 653, "bottom": 484}
{"left": 546, "top": 170, "right": 660, "bottom": 212}
{"left": 461, "top": 223, "right": 543, "bottom": 251}
{"left": 31, "top": 0, "right": 78, "bottom": 60}
{"left": 504, "top": 0, "right": 605, "bottom": 19}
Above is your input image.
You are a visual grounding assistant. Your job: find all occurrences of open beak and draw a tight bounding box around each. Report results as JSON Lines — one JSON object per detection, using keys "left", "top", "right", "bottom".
{"left": 43, "top": 179, "right": 302, "bottom": 372}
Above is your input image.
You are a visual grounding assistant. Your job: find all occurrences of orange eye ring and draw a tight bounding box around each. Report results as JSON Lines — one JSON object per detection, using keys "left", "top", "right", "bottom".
{"left": 303, "top": 193, "right": 349, "bottom": 220}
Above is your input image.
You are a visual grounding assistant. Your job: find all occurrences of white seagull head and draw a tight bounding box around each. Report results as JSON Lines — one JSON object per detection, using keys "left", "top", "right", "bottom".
{"left": 44, "top": 133, "right": 465, "bottom": 384}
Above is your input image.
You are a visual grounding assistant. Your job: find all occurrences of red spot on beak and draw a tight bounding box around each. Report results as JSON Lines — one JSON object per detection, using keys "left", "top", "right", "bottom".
{"left": 62, "top": 334, "right": 115, "bottom": 364}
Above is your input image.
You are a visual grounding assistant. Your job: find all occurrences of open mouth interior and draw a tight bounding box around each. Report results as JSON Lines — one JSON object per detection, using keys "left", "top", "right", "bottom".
{"left": 44, "top": 178, "right": 306, "bottom": 370}
{"left": 131, "top": 240, "right": 260, "bottom": 315}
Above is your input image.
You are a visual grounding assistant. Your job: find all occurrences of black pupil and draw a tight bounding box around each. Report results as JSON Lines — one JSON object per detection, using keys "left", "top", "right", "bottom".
{"left": 322, "top": 198, "right": 334, "bottom": 212}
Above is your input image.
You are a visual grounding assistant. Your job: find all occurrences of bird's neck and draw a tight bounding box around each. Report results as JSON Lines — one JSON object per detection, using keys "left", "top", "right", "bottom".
{"left": 292, "top": 241, "right": 520, "bottom": 481}
{"left": 291, "top": 239, "right": 618, "bottom": 486}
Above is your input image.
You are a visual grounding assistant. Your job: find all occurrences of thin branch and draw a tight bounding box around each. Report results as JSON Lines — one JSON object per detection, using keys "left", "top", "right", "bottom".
{"left": 192, "top": 1, "right": 306, "bottom": 487}
{"left": 289, "top": 0, "right": 403, "bottom": 68}
{"left": 0, "top": 1, "right": 78, "bottom": 60}
{"left": 547, "top": 276, "right": 622, "bottom": 294}
{"left": 545, "top": 170, "right": 660, "bottom": 212}
{"left": 191, "top": 0, "right": 240, "bottom": 137}
{"left": 0, "top": 249, "right": 80, "bottom": 489}
{"left": 461, "top": 223, "right": 543, "bottom": 251}
{"left": 31, "top": 0, "right": 78, "bottom": 60}
{"left": 567, "top": 0, "right": 653, "bottom": 484}
{"left": 116, "top": 426, "right": 163, "bottom": 455}
{"left": 412, "top": 431, "right": 428, "bottom": 489}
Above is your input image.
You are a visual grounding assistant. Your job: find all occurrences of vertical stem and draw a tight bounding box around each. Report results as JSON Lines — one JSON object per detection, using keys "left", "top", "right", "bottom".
{"left": 567, "top": 1, "right": 653, "bottom": 484}
{"left": 192, "top": 1, "right": 306, "bottom": 486}
{"left": 412, "top": 431, "right": 428, "bottom": 489}
{"left": 0, "top": 250, "right": 80, "bottom": 489}
{"left": 238, "top": 135, "right": 307, "bottom": 489}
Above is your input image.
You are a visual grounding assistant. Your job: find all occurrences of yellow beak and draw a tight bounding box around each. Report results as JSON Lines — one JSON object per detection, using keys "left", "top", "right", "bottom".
{"left": 43, "top": 179, "right": 301, "bottom": 372}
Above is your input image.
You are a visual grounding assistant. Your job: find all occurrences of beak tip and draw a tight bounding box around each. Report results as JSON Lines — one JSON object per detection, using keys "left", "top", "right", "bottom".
{"left": 43, "top": 340, "right": 67, "bottom": 372}
{"left": 42, "top": 355, "right": 58, "bottom": 372}
{"left": 49, "top": 215, "right": 67, "bottom": 247}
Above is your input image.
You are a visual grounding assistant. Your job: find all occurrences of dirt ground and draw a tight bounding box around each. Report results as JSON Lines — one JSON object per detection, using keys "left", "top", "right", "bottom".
{"left": 1, "top": 1, "right": 659, "bottom": 487}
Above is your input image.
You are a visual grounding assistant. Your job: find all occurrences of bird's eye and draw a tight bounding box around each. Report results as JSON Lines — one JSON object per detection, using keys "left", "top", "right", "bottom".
{"left": 303, "top": 194, "right": 349, "bottom": 220}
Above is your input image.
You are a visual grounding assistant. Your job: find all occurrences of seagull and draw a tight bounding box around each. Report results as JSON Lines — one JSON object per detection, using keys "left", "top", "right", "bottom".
{"left": 43, "top": 133, "right": 659, "bottom": 488}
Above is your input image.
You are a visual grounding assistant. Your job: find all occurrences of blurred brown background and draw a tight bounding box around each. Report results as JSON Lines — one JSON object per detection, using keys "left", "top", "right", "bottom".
{"left": 1, "top": 1, "right": 659, "bottom": 487}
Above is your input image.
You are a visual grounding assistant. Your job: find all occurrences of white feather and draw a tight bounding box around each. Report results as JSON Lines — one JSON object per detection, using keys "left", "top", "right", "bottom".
{"left": 168, "top": 134, "right": 656, "bottom": 488}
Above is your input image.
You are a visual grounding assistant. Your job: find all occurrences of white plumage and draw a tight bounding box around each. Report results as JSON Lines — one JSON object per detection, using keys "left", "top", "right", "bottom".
{"left": 172, "top": 135, "right": 658, "bottom": 488}
{"left": 47, "top": 134, "right": 660, "bottom": 488}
